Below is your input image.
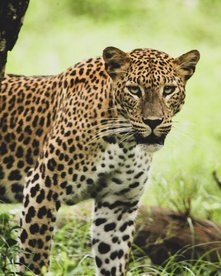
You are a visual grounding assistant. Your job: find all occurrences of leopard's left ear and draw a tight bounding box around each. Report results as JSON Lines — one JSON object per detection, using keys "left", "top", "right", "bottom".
{"left": 175, "top": 50, "right": 200, "bottom": 81}
{"left": 103, "top": 46, "right": 130, "bottom": 80}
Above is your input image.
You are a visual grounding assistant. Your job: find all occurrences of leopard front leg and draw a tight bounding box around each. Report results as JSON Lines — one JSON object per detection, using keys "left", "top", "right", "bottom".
{"left": 92, "top": 195, "right": 139, "bottom": 276}
{"left": 19, "top": 166, "right": 61, "bottom": 275}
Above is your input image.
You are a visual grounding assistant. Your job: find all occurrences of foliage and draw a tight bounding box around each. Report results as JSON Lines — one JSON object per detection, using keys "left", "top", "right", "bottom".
{"left": 0, "top": 212, "right": 20, "bottom": 275}
{"left": 51, "top": 218, "right": 94, "bottom": 276}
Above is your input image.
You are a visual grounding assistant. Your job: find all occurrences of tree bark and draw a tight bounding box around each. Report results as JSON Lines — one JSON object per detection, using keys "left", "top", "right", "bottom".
{"left": 0, "top": 0, "right": 29, "bottom": 81}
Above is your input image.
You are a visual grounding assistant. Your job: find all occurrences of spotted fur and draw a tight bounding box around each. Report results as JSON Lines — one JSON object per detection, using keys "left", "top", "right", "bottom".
{"left": 0, "top": 47, "right": 200, "bottom": 275}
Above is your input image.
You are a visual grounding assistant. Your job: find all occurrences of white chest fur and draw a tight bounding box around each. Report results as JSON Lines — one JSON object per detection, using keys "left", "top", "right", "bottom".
{"left": 96, "top": 143, "right": 152, "bottom": 199}
{"left": 62, "top": 142, "right": 153, "bottom": 205}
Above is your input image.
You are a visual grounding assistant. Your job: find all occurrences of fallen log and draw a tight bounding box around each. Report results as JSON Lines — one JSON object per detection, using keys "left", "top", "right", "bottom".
{"left": 134, "top": 205, "right": 221, "bottom": 266}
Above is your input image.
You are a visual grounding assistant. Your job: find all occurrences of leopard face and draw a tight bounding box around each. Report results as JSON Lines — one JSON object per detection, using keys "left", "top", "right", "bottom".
{"left": 103, "top": 47, "right": 200, "bottom": 152}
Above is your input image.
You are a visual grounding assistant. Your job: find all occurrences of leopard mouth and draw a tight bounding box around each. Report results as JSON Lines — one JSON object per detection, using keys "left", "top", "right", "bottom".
{"left": 134, "top": 133, "right": 166, "bottom": 145}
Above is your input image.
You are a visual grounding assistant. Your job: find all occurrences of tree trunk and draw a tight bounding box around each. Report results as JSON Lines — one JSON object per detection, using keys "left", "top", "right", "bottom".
{"left": 0, "top": 0, "right": 29, "bottom": 81}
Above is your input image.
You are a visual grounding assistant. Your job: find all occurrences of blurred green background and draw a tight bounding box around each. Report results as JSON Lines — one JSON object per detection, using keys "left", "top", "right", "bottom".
{"left": 6, "top": 0, "right": 221, "bottom": 222}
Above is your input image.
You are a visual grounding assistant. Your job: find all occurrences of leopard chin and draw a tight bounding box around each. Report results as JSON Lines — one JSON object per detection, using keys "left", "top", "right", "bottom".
{"left": 138, "top": 143, "right": 164, "bottom": 153}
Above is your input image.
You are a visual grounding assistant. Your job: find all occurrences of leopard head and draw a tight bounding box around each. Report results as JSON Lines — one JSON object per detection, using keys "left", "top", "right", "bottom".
{"left": 103, "top": 46, "right": 200, "bottom": 152}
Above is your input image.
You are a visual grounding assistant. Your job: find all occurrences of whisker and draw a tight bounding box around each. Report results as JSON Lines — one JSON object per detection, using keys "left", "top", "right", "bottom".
{"left": 88, "top": 124, "right": 132, "bottom": 131}
{"left": 88, "top": 127, "right": 134, "bottom": 144}
{"left": 172, "top": 123, "right": 194, "bottom": 139}
{"left": 88, "top": 120, "right": 132, "bottom": 131}
{"left": 99, "top": 127, "right": 133, "bottom": 134}
{"left": 118, "top": 132, "right": 135, "bottom": 144}
{"left": 173, "top": 120, "right": 196, "bottom": 128}
{"left": 168, "top": 126, "right": 194, "bottom": 144}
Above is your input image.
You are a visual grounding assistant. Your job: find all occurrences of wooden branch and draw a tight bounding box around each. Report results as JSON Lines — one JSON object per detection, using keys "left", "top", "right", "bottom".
{"left": 0, "top": 0, "right": 30, "bottom": 80}
{"left": 213, "top": 171, "right": 221, "bottom": 190}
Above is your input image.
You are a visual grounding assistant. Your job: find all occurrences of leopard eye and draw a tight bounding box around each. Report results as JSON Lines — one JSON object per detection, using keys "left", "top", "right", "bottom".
{"left": 163, "top": 85, "right": 176, "bottom": 96}
{"left": 127, "top": 86, "right": 142, "bottom": 97}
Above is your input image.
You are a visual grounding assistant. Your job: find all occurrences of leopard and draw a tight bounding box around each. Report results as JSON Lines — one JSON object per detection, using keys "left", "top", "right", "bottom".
{"left": 0, "top": 46, "right": 200, "bottom": 275}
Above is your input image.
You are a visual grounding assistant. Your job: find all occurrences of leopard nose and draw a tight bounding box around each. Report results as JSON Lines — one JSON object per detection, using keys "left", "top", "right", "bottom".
{"left": 143, "top": 118, "right": 163, "bottom": 129}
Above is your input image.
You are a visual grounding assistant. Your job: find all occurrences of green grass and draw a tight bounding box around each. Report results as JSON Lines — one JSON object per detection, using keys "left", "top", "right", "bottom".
{"left": 1, "top": 210, "right": 221, "bottom": 275}
{"left": 2, "top": 0, "right": 221, "bottom": 274}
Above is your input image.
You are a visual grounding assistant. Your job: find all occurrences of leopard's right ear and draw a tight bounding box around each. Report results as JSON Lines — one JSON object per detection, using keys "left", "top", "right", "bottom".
{"left": 103, "top": 47, "right": 130, "bottom": 80}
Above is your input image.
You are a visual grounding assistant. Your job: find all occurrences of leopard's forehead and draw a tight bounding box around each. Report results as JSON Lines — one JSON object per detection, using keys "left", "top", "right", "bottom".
{"left": 129, "top": 48, "right": 173, "bottom": 62}
{"left": 128, "top": 48, "right": 177, "bottom": 85}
